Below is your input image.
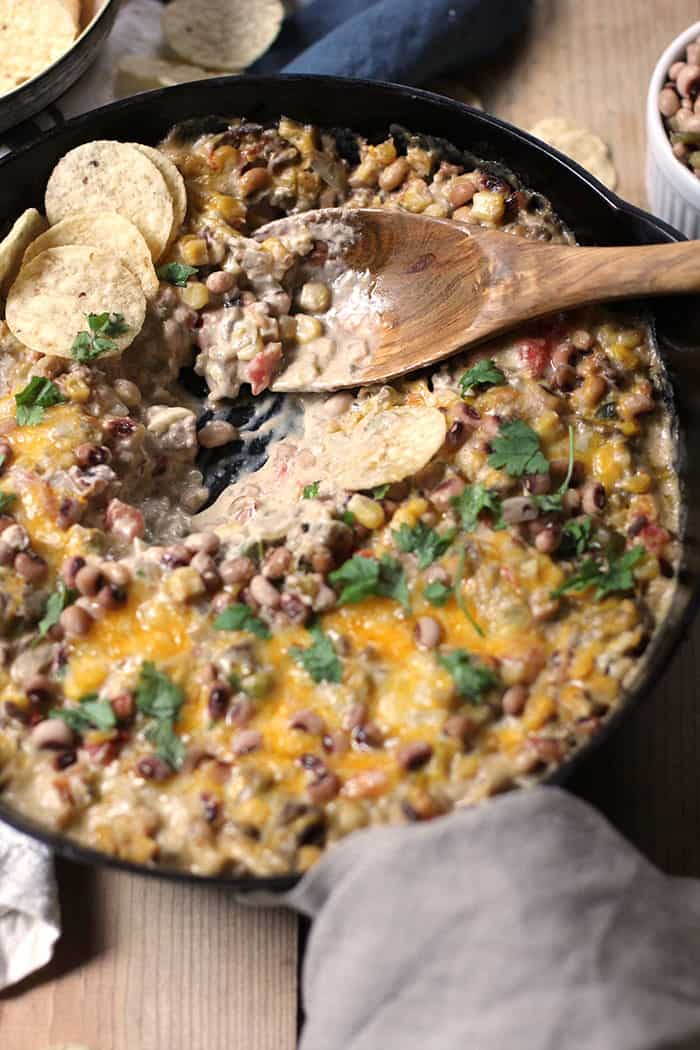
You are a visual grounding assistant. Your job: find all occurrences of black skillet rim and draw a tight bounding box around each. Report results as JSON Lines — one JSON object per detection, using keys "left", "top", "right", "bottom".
{"left": 0, "top": 74, "right": 697, "bottom": 893}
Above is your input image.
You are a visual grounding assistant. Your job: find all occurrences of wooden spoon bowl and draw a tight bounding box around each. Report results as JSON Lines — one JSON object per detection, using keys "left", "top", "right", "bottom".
{"left": 257, "top": 207, "right": 700, "bottom": 390}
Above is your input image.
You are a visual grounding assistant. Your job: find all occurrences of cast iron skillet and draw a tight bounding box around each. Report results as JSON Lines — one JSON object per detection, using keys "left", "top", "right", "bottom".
{"left": 0, "top": 0, "right": 120, "bottom": 137}
{"left": 1, "top": 75, "right": 699, "bottom": 895}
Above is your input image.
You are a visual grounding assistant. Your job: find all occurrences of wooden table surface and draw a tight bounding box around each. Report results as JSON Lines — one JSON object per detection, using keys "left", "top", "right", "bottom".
{"left": 3, "top": 2, "right": 700, "bottom": 1047}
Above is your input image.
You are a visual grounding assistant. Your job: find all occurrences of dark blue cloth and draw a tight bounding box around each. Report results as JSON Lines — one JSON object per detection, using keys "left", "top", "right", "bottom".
{"left": 250, "top": 0, "right": 530, "bottom": 86}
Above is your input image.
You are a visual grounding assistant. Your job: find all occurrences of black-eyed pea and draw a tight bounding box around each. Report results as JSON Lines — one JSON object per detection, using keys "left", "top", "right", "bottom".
{"left": 262, "top": 546, "right": 293, "bottom": 579}
{"left": 502, "top": 684, "right": 528, "bottom": 716}
{"left": 378, "top": 156, "right": 411, "bottom": 191}
{"left": 31, "top": 718, "right": 75, "bottom": 750}
{"left": 60, "top": 604, "right": 94, "bottom": 637}
{"left": 14, "top": 551, "right": 48, "bottom": 583}
{"left": 75, "top": 563, "right": 105, "bottom": 597}
{"left": 239, "top": 167, "right": 271, "bottom": 197}
{"left": 62, "top": 555, "right": 86, "bottom": 587}
{"left": 206, "top": 270, "right": 236, "bottom": 295}
{"left": 397, "top": 741, "right": 433, "bottom": 770}
{"left": 2, "top": 524, "right": 28, "bottom": 552}
{"left": 185, "top": 531, "right": 220, "bottom": 556}
{"left": 449, "top": 177, "right": 476, "bottom": 209}
{"left": 659, "top": 87, "right": 681, "bottom": 117}
{"left": 581, "top": 479, "right": 606, "bottom": 514}
{"left": 114, "top": 378, "right": 141, "bottom": 409}
{"left": 678, "top": 64, "right": 700, "bottom": 97}
{"left": 669, "top": 60, "right": 685, "bottom": 80}
{"left": 249, "top": 574, "right": 281, "bottom": 608}
{"left": 198, "top": 420, "right": 238, "bottom": 448}
{"left": 413, "top": 616, "right": 443, "bottom": 650}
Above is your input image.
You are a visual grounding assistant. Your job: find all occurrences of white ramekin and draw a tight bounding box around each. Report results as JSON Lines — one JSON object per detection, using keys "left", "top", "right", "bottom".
{"left": 646, "top": 19, "right": 700, "bottom": 238}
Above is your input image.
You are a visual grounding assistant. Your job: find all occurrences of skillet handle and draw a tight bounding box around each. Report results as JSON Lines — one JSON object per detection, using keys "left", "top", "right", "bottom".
{"left": 0, "top": 104, "right": 66, "bottom": 158}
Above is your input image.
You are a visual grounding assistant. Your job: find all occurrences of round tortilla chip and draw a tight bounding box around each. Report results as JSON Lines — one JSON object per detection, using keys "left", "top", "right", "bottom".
{"left": 529, "top": 117, "right": 617, "bottom": 190}
{"left": 0, "top": 208, "right": 48, "bottom": 298}
{"left": 131, "top": 144, "right": 187, "bottom": 246}
{"left": 0, "top": 0, "right": 77, "bottom": 94}
{"left": 324, "top": 405, "right": 447, "bottom": 491}
{"left": 45, "top": 141, "right": 174, "bottom": 262}
{"left": 22, "top": 210, "right": 159, "bottom": 299}
{"left": 6, "top": 245, "right": 146, "bottom": 359}
{"left": 163, "top": 0, "right": 284, "bottom": 71}
{"left": 115, "top": 55, "right": 220, "bottom": 98}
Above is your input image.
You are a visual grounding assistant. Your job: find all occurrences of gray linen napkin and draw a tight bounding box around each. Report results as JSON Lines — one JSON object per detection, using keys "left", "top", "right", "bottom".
{"left": 288, "top": 786, "right": 700, "bottom": 1050}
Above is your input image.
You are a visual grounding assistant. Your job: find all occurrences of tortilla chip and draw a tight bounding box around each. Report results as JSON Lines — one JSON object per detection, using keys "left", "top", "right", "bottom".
{"left": 6, "top": 245, "right": 146, "bottom": 359}
{"left": 0, "top": 0, "right": 77, "bottom": 95}
{"left": 131, "top": 144, "right": 187, "bottom": 247}
{"left": 115, "top": 55, "right": 221, "bottom": 98}
{"left": 45, "top": 140, "right": 174, "bottom": 262}
{"left": 324, "top": 405, "right": 447, "bottom": 490}
{"left": 163, "top": 0, "right": 284, "bottom": 72}
{"left": 22, "top": 210, "right": 159, "bottom": 300}
{"left": 0, "top": 209, "right": 48, "bottom": 298}
{"left": 529, "top": 117, "right": 617, "bottom": 190}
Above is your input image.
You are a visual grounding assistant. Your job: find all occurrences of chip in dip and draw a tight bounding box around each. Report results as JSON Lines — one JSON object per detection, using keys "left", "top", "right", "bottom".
{"left": 45, "top": 141, "right": 175, "bottom": 261}
{"left": 6, "top": 245, "right": 146, "bottom": 358}
{"left": 22, "top": 210, "right": 159, "bottom": 300}
{"left": 529, "top": 117, "right": 617, "bottom": 190}
{"left": 0, "top": 208, "right": 47, "bottom": 297}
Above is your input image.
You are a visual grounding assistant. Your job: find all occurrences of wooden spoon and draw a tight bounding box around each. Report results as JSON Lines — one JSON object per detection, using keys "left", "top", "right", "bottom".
{"left": 256, "top": 207, "right": 700, "bottom": 390}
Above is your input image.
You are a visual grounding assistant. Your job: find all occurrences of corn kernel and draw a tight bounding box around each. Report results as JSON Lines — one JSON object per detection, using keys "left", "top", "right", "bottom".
{"left": 391, "top": 496, "right": 428, "bottom": 528}
{"left": 235, "top": 796, "right": 269, "bottom": 827}
{"left": 423, "top": 201, "right": 450, "bottom": 218}
{"left": 633, "top": 554, "right": 658, "bottom": 582}
{"left": 400, "top": 179, "right": 432, "bottom": 213}
{"left": 623, "top": 471, "right": 652, "bottom": 494}
{"left": 608, "top": 341, "right": 639, "bottom": 370}
{"left": 619, "top": 420, "right": 640, "bottom": 438}
{"left": 209, "top": 144, "right": 240, "bottom": 170}
{"left": 298, "top": 281, "right": 331, "bottom": 314}
{"left": 532, "top": 410, "right": 561, "bottom": 440}
{"left": 471, "top": 190, "right": 506, "bottom": 223}
{"left": 62, "top": 375, "right": 90, "bottom": 403}
{"left": 347, "top": 494, "right": 386, "bottom": 529}
{"left": 295, "top": 315, "right": 323, "bottom": 344}
{"left": 587, "top": 673, "right": 618, "bottom": 705}
{"left": 407, "top": 145, "right": 433, "bottom": 177}
{"left": 592, "top": 440, "right": 630, "bottom": 488}
{"left": 617, "top": 328, "right": 643, "bottom": 348}
{"left": 297, "top": 845, "right": 323, "bottom": 871}
{"left": 179, "top": 282, "right": 210, "bottom": 310}
{"left": 278, "top": 116, "right": 317, "bottom": 155}
{"left": 523, "top": 694, "right": 556, "bottom": 731}
{"left": 570, "top": 649, "right": 595, "bottom": 679}
{"left": 164, "top": 566, "right": 206, "bottom": 602}
{"left": 559, "top": 684, "right": 593, "bottom": 719}
{"left": 370, "top": 139, "right": 397, "bottom": 166}
{"left": 180, "top": 237, "right": 209, "bottom": 267}
{"left": 348, "top": 157, "right": 380, "bottom": 187}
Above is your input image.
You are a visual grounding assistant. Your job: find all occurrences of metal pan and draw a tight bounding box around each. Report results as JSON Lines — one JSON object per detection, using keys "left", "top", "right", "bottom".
{"left": 1, "top": 75, "right": 699, "bottom": 893}
{"left": 0, "top": 0, "right": 120, "bottom": 137}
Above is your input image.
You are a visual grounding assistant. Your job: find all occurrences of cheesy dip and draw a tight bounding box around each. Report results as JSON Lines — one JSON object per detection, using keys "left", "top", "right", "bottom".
{"left": 0, "top": 117, "right": 679, "bottom": 876}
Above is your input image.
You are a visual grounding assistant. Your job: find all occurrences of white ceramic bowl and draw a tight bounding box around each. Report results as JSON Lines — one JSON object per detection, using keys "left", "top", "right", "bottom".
{"left": 646, "top": 19, "right": 700, "bottom": 238}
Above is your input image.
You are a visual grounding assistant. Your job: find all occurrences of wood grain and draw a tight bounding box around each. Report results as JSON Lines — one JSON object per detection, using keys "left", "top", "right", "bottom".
{"left": 3, "top": 3, "right": 700, "bottom": 1049}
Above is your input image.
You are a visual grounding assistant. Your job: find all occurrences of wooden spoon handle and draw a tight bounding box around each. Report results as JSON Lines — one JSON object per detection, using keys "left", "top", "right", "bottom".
{"left": 485, "top": 237, "right": 700, "bottom": 320}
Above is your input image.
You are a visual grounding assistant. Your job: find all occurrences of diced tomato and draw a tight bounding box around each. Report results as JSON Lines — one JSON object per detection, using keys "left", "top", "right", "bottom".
{"left": 638, "top": 523, "right": 671, "bottom": 555}
{"left": 246, "top": 345, "right": 283, "bottom": 395}
{"left": 105, "top": 498, "right": 145, "bottom": 542}
{"left": 517, "top": 337, "right": 550, "bottom": 378}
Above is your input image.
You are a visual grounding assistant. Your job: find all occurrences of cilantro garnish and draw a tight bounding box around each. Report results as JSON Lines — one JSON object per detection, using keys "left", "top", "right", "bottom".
{"left": 213, "top": 602, "right": 271, "bottom": 639}
{"left": 51, "top": 693, "right": 117, "bottom": 733}
{"left": 38, "top": 581, "right": 76, "bottom": 637}
{"left": 157, "top": 262, "right": 199, "bottom": 287}
{"left": 71, "top": 313, "right": 129, "bottom": 363}
{"left": 0, "top": 447, "right": 7, "bottom": 471}
{"left": 341, "top": 510, "right": 356, "bottom": 526}
{"left": 530, "top": 424, "right": 575, "bottom": 515}
{"left": 559, "top": 516, "right": 593, "bottom": 558}
{"left": 330, "top": 554, "right": 410, "bottom": 612}
{"left": 135, "top": 661, "right": 185, "bottom": 770}
{"left": 15, "top": 377, "right": 67, "bottom": 426}
{"left": 452, "top": 483, "right": 503, "bottom": 532}
{"left": 423, "top": 580, "right": 452, "bottom": 607}
{"left": 552, "top": 545, "right": 644, "bottom": 600}
{"left": 290, "top": 624, "right": 342, "bottom": 683}
{"left": 303, "top": 481, "right": 320, "bottom": 500}
{"left": 372, "top": 483, "right": 391, "bottom": 499}
{"left": 454, "top": 546, "right": 485, "bottom": 637}
{"left": 0, "top": 491, "right": 15, "bottom": 514}
{"left": 437, "top": 649, "right": 498, "bottom": 700}
{"left": 459, "top": 359, "right": 506, "bottom": 396}
{"left": 393, "top": 522, "right": 456, "bottom": 569}
{"left": 488, "top": 419, "right": 549, "bottom": 477}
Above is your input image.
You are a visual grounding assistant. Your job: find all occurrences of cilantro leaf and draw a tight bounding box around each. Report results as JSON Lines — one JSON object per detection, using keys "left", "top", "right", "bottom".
{"left": 459, "top": 359, "right": 506, "bottom": 396}
{"left": 531, "top": 425, "right": 576, "bottom": 515}
{"left": 15, "top": 377, "right": 67, "bottom": 426}
{"left": 437, "top": 649, "right": 498, "bottom": 700}
{"left": 452, "top": 484, "right": 502, "bottom": 532}
{"left": 0, "top": 491, "right": 15, "bottom": 514}
{"left": 157, "top": 262, "right": 199, "bottom": 287}
{"left": 303, "top": 481, "right": 320, "bottom": 500}
{"left": 71, "top": 312, "right": 129, "bottom": 363}
{"left": 330, "top": 554, "right": 410, "bottom": 611}
{"left": 488, "top": 419, "right": 549, "bottom": 477}
{"left": 372, "top": 483, "right": 391, "bottom": 499}
{"left": 552, "top": 545, "right": 644, "bottom": 600}
{"left": 38, "top": 581, "right": 76, "bottom": 637}
{"left": 135, "top": 661, "right": 186, "bottom": 769}
{"left": 51, "top": 693, "right": 117, "bottom": 733}
{"left": 290, "top": 624, "right": 342, "bottom": 683}
{"left": 341, "top": 510, "right": 355, "bottom": 526}
{"left": 213, "top": 602, "right": 271, "bottom": 639}
{"left": 559, "top": 516, "right": 593, "bottom": 558}
{"left": 393, "top": 522, "right": 456, "bottom": 569}
{"left": 423, "top": 580, "right": 452, "bottom": 607}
